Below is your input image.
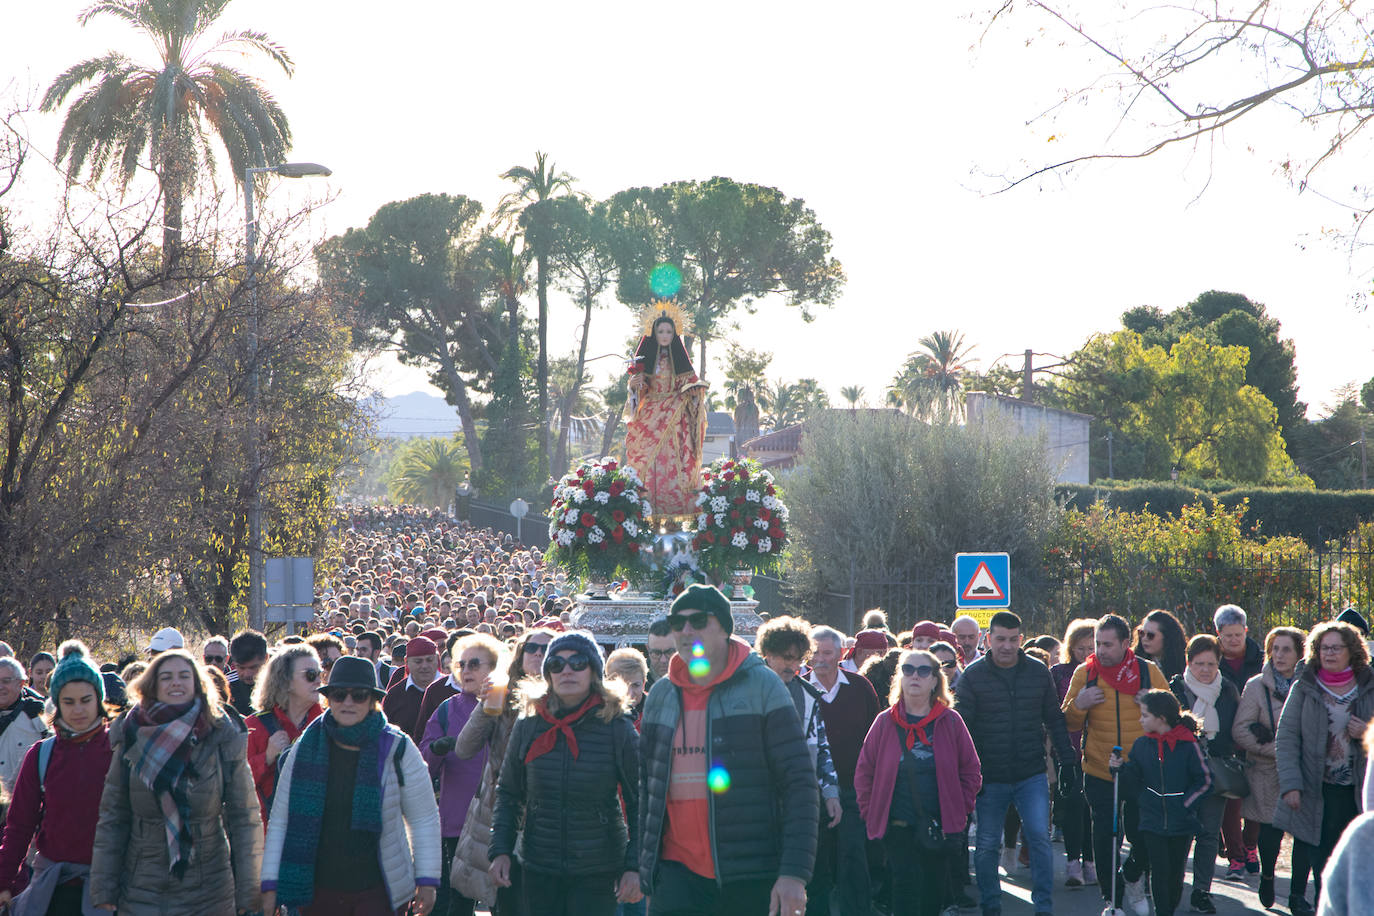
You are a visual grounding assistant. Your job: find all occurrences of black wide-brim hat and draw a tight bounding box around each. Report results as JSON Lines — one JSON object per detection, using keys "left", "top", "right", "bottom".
{"left": 326, "top": 656, "right": 387, "bottom": 698}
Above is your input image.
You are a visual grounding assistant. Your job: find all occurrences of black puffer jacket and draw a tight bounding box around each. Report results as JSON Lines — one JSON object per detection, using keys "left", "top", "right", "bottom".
{"left": 1169, "top": 674, "right": 1241, "bottom": 759}
{"left": 953, "top": 650, "right": 1075, "bottom": 784}
{"left": 489, "top": 697, "right": 640, "bottom": 876}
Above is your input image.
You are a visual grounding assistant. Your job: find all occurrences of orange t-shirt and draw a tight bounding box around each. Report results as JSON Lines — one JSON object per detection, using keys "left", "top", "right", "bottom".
{"left": 660, "top": 638, "right": 750, "bottom": 879}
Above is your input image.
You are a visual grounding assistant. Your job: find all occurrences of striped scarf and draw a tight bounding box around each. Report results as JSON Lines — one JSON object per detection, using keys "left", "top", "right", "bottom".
{"left": 276, "top": 710, "right": 386, "bottom": 906}
{"left": 127, "top": 700, "right": 208, "bottom": 879}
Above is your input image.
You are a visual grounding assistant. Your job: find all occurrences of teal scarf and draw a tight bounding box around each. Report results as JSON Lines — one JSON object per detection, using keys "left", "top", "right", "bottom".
{"left": 276, "top": 709, "right": 386, "bottom": 906}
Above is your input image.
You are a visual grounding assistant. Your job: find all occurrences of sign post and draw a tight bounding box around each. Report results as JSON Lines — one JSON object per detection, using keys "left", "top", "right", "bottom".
{"left": 955, "top": 552, "right": 1011, "bottom": 627}
{"left": 509, "top": 498, "right": 529, "bottom": 544}
{"left": 265, "top": 557, "right": 315, "bottom": 624}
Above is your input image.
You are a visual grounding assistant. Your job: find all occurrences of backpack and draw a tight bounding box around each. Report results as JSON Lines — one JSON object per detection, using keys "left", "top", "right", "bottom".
{"left": 36, "top": 735, "right": 56, "bottom": 798}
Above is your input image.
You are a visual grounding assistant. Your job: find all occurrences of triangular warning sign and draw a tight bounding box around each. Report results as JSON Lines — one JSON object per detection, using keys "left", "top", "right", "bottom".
{"left": 960, "top": 561, "right": 1006, "bottom": 602}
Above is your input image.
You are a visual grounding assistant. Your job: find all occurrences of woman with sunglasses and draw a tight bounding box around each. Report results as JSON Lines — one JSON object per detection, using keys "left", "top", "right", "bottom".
{"left": 1133, "top": 609, "right": 1187, "bottom": 681}
{"left": 260, "top": 656, "right": 440, "bottom": 916}
{"left": 449, "top": 626, "right": 557, "bottom": 912}
{"left": 421, "top": 634, "right": 507, "bottom": 916}
{"left": 488, "top": 631, "right": 641, "bottom": 915}
{"left": 246, "top": 645, "right": 325, "bottom": 824}
{"left": 855, "top": 650, "right": 981, "bottom": 916}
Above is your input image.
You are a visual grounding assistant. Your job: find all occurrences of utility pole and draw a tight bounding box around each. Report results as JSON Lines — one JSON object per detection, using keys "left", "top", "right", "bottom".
{"left": 1362, "top": 426, "right": 1368, "bottom": 489}
{"left": 1022, "top": 349, "right": 1034, "bottom": 403}
{"left": 243, "top": 162, "right": 332, "bottom": 631}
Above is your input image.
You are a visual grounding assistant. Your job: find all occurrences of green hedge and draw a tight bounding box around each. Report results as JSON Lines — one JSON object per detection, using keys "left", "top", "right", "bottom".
{"left": 1056, "top": 482, "right": 1374, "bottom": 545}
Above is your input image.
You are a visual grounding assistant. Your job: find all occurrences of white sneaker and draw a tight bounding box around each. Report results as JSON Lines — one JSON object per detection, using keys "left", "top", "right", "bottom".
{"left": 1000, "top": 847, "right": 1018, "bottom": 875}
{"left": 1066, "top": 860, "right": 1084, "bottom": 887}
{"left": 1124, "top": 876, "right": 1149, "bottom": 916}
{"left": 1083, "top": 861, "right": 1098, "bottom": 886}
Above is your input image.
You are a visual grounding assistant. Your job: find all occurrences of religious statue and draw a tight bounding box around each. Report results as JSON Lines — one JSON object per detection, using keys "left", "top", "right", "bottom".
{"left": 734, "top": 385, "right": 760, "bottom": 446}
{"left": 623, "top": 305, "right": 708, "bottom": 521}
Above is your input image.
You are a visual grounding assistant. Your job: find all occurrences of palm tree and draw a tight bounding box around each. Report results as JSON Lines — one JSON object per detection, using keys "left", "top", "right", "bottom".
{"left": 496, "top": 152, "right": 578, "bottom": 477}
{"left": 388, "top": 437, "right": 469, "bottom": 508}
{"left": 840, "top": 385, "right": 865, "bottom": 410}
{"left": 892, "top": 329, "right": 975, "bottom": 421}
{"left": 481, "top": 233, "right": 532, "bottom": 337}
{"left": 41, "top": 0, "right": 294, "bottom": 265}
{"left": 762, "top": 379, "right": 804, "bottom": 431}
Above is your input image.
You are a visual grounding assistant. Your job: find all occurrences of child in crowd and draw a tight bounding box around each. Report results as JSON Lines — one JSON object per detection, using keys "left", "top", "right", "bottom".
{"left": 1108, "top": 690, "right": 1212, "bottom": 916}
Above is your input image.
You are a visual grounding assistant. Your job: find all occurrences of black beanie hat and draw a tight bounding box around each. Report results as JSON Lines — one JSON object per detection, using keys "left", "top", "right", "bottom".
{"left": 1337, "top": 607, "right": 1370, "bottom": 637}
{"left": 668, "top": 584, "right": 733, "bottom": 636}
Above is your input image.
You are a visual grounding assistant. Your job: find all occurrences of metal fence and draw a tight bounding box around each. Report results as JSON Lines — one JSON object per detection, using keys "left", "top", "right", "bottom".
{"left": 466, "top": 501, "right": 552, "bottom": 549}
{"left": 765, "top": 539, "right": 1374, "bottom": 638}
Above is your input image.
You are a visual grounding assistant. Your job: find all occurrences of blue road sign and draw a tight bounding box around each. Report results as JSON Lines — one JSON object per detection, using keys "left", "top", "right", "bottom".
{"left": 955, "top": 552, "right": 1011, "bottom": 609}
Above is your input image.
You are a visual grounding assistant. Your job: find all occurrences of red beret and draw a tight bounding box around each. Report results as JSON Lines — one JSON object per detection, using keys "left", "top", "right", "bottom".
{"left": 422, "top": 628, "right": 448, "bottom": 645}
{"left": 854, "top": 630, "right": 889, "bottom": 651}
{"left": 910, "top": 620, "right": 942, "bottom": 640}
{"left": 406, "top": 636, "right": 438, "bottom": 657}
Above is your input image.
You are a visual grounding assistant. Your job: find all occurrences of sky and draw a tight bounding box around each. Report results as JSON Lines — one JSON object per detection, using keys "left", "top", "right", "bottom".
{"left": 3, "top": 0, "right": 1372, "bottom": 420}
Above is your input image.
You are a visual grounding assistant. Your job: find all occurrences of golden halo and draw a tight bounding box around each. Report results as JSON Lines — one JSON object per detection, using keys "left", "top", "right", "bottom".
{"left": 639, "top": 299, "right": 694, "bottom": 339}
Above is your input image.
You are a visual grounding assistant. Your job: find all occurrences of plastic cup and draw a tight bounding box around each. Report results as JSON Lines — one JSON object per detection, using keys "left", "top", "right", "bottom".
{"left": 483, "top": 676, "right": 508, "bottom": 715}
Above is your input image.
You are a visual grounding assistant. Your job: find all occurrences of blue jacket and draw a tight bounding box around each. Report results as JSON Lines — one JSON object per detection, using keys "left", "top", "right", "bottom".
{"left": 1118, "top": 729, "right": 1211, "bottom": 837}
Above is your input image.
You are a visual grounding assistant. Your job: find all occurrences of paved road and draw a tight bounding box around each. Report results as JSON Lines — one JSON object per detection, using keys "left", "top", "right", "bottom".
{"left": 477, "top": 838, "right": 1301, "bottom": 914}
{"left": 964, "top": 839, "right": 1299, "bottom": 915}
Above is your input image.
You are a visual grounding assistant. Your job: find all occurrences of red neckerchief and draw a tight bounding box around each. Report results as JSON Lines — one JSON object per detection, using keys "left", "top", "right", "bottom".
{"left": 889, "top": 700, "right": 947, "bottom": 751}
{"left": 1085, "top": 648, "right": 1141, "bottom": 696}
{"left": 524, "top": 693, "right": 604, "bottom": 764}
{"left": 1149, "top": 723, "right": 1198, "bottom": 759}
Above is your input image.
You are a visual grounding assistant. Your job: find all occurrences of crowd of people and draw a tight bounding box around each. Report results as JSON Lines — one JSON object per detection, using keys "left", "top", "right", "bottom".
{"left": 0, "top": 507, "right": 1370, "bottom": 915}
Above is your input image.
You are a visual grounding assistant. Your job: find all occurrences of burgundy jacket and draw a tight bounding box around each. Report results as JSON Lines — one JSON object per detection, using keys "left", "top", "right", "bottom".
{"left": 854, "top": 704, "right": 981, "bottom": 840}
{"left": 0, "top": 725, "right": 113, "bottom": 893}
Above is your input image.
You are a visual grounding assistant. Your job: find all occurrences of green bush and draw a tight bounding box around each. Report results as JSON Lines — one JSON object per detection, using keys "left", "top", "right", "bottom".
{"left": 1044, "top": 499, "right": 1321, "bottom": 634}
{"left": 786, "top": 411, "right": 1063, "bottom": 633}
{"left": 1057, "top": 481, "right": 1374, "bottom": 544}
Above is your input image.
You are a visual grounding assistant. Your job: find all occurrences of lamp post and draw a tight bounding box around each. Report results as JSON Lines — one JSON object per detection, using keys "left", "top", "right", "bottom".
{"left": 244, "top": 162, "right": 332, "bottom": 631}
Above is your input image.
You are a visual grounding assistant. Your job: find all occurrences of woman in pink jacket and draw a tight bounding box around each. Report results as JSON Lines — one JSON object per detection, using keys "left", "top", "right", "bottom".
{"left": 855, "top": 649, "right": 981, "bottom": 916}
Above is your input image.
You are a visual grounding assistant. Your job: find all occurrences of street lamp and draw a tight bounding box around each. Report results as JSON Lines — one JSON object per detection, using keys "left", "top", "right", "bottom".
{"left": 244, "top": 161, "right": 332, "bottom": 631}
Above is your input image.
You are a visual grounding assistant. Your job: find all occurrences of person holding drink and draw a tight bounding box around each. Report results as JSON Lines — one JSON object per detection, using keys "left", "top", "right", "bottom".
{"left": 421, "top": 634, "right": 507, "bottom": 916}
{"left": 448, "top": 627, "right": 556, "bottom": 912}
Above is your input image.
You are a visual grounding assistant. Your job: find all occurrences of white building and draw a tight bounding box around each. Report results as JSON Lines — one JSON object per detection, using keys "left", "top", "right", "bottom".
{"left": 964, "top": 392, "right": 1092, "bottom": 485}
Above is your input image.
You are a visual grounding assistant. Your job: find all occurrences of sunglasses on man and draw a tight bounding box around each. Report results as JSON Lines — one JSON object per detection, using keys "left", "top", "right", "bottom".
{"left": 901, "top": 663, "right": 936, "bottom": 679}
{"left": 299, "top": 668, "right": 320, "bottom": 682}
{"left": 203, "top": 654, "right": 226, "bottom": 666}
{"left": 668, "top": 611, "right": 712, "bottom": 632}
{"left": 547, "top": 653, "right": 590, "bottom": 674}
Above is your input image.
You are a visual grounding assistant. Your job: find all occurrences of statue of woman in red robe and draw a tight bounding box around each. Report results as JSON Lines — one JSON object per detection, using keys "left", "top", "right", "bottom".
{"left": 624, "top": 315, "right": 707, "bottom": 522}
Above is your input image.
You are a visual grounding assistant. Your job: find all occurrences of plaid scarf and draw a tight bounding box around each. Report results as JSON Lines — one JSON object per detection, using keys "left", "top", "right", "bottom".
{"left": 127, "top": 700, "right": 209, "bottom": 879}
{"left": 276, "top": 710, "right": 386, "bottom": 906}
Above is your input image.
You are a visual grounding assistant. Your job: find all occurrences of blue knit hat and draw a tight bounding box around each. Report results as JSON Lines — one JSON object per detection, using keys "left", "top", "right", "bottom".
{"left": 542, "top": 630, "right": 605, "bottom": 680}
{"left": 48, "top": 640, "right": 105, "bottom": 705}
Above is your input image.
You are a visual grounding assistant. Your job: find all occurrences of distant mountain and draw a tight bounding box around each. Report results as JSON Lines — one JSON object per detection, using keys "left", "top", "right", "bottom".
{"left": 366, "top": 391, "right": 463, "bottom": 439}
